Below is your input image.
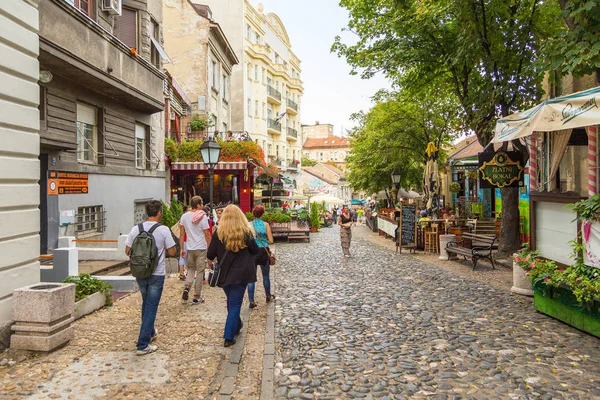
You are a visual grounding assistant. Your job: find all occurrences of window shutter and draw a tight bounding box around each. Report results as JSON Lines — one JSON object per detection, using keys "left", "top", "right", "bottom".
{"left": 77, "top": 103, "right": 97, "bottom": 125}
{"left": 118, "top": 8, "right": 137, "bottom": 49}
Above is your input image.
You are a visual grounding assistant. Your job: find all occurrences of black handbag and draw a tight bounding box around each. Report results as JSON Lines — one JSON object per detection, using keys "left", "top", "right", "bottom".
{"left": 208, "top": 250, "right": 229, "bottom": 287}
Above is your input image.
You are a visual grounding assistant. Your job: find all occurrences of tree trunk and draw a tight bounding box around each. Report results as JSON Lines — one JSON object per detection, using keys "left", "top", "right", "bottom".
{"left": 498, "top": 186, "right": 521, "bottom": 257}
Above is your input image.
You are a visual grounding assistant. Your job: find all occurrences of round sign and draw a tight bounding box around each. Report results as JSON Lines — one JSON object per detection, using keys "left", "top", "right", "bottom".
{"left": 494, "top": 152, "right": 509, "bottom": 167}
{"left": 49, "top": 181, "right": 56, "bottom": 191}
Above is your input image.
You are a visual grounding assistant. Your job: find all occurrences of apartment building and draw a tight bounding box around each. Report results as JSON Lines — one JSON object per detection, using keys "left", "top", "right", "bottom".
{"left": 38, "top": 0, "right": 168, "bottom": 251}
{"left": 200, "top": 0, "right": 304, "bottom": 189}
{"left": 302, "top": 121, "right": 334, "bottom": 140}
{"left": 163, "top": 1, "right": 238, "bottom": 139}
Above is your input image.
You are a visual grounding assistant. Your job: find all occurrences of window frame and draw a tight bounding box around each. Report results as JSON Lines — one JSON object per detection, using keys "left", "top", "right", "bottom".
{"left": 76, "top": 103, "right": 99, "bottom": 165}
{"left": 135, "top": 123, "right": 148, "bottom": 169}
{"left": 76, "top": 205, "right": 106, "bottom": 238}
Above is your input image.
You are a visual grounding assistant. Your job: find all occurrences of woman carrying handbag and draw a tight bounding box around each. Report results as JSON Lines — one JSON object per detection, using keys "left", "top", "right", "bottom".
{"left": 207, "top": 205, "right": 260, "bottom": 347}
{"left": 248, "top": 205, "right": 275, "bottom": 309}
{"left": 338, "top": 205, "right": 354, "bottom": 257}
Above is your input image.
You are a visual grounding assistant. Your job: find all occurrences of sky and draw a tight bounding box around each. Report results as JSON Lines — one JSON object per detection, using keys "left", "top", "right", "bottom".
{"left": 250, "top": 0, "right": 391, "bottom": 136}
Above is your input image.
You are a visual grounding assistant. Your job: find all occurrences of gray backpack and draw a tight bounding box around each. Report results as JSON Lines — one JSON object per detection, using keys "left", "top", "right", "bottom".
{"left": 129, "top": 223, "right": 161, "bottom": 278}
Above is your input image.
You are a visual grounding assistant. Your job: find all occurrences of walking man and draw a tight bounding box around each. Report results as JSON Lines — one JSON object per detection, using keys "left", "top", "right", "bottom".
{"left": 125, "top": 200, "right": 176, "bottom": 355}
{"left": 180, "top": 196, "right": 212, "bottom": 304}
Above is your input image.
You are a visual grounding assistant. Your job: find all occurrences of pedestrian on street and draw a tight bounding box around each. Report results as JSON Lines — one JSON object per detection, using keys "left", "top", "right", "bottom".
{"left": 350, "top": 206, "right": 358, "bottom": 223}
{"left": 248, "top": 205, "right": 275, "bottom": 309}
{"left": 177, "top": 205, "right": 188, "bottom": 281}
{"left": 212, "top": 206, "right": 224, "bottom": 234}
{"left": 332, "top": 206, "right": 338, "bottom": 224}
{"left": 124, "top": 200, "right": 176, "bottom": 356}
{"left": 357, "top": 207, "right": 365, "bottom": 224}
{"left": 338, "top": 205, "right": 354, "bottom": 257}
{"left": 179, "top": 196, "right": 212, "bottom": 304}
{"left": 207, "top": 205, "right": 260, "bottom": 347}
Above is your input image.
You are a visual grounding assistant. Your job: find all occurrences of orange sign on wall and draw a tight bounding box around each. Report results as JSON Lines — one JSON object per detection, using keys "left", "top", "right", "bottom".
{"left": 49, "top": 171, "right": 89, "bottom": 194}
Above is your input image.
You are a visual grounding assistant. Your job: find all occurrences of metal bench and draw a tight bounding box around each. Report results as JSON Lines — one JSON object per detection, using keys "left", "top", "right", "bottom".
{"left": 446, "top": 232, "right": 497, "bottom": 270}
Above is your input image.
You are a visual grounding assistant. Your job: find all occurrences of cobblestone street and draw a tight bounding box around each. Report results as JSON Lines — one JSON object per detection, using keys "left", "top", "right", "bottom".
{"left": 273, "top": 226, "right": 600, "bottom": 399}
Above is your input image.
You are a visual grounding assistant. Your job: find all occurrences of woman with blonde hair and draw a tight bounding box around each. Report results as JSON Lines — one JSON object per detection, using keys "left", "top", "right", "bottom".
{"left": 207, "top": 205, "right": 259, "bottom": 347}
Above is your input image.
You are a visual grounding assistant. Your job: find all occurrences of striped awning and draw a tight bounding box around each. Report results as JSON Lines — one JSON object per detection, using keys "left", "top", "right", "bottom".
{"left": 171, "top": 161, "right": 248, "bottom": 171}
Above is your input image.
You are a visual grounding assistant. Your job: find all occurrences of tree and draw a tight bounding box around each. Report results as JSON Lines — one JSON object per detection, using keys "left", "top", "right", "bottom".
{"left": 333, "top": 0, "right": 562, "bottom": 256}
{"left": 345, "top": 88, "right": 460, "bottom": 199}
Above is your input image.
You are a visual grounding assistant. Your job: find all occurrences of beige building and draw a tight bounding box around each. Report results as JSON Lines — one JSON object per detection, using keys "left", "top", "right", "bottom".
{"left": 302, "top": 121, "right": 334, "bottom": 140}
{"left": 200, "top": 1, "right": 304, "bottom": 186}
{"left": 302, "top": 136, "right": 351, "bottom": 168}
{"left": 38, "top": 0, "right": 168, "bottom": 250}
{"left": 163, "top": 1, "right": 239, "bottom": 139}
{"left": 0, "top": 0, "right": 41, "bottom": 349}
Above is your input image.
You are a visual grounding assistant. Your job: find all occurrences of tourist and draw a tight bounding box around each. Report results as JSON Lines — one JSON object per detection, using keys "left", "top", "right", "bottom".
{"left": 179, "top": 196, "right": 211, "bottom": 304}
{"left": 177, "top": 205, "right": 188, "bottom": 280}
{"left": 332, "top": 206, "right": 338, "bottom": 224}
{"left": 338, "top": 205, "right": 354, "bottom": 257}
{"left": 207, "top": 205, "right": 260, "bottom": 347}
{"left": 357, "top": 206, "right": 365, "bottom": 225}
{"left": 247, "top": 205, "right": 275, "bottom": 309}
{"left": 212, "top": 207, "right": 224, "bottom": 234}
{"left": 124, "top": 200, "right": 176, "bottom": 355}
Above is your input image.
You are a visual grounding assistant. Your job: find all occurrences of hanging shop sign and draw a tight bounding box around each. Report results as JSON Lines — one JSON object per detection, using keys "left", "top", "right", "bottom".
{"left": 49, "top": 171, "right": 89, "bottom": 194}
{"left": 478, "top": 151, "right": 524, "bottom": 189}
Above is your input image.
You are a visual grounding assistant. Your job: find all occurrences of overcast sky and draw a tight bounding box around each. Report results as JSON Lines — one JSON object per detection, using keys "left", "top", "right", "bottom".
{"left": 251, "top": 0, "right": 391, "bottom": 136}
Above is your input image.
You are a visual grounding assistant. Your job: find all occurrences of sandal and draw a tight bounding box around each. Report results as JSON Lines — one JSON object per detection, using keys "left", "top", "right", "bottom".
{"left": 266, "top": 295, "right": 276, "bottom": 303}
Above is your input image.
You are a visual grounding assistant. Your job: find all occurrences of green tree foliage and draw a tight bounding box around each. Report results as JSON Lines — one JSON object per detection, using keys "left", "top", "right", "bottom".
{"left": 301, "top": 156, "right": 317, "bottom": 167}
{"left": 541, "top": 0, "right": 600, "bottom": 78}
{"left": 345, "top": 88, "right": 459, "bottom": 195}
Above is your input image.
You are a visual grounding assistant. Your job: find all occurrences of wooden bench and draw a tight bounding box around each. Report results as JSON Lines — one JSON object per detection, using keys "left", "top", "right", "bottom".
{"left": 446, "top": 232, "right": 497, "bottom": 270}
{"left": 270, "top": 223, "right": 290, "bottom": 240}
{"left": 287, "top": 221, "right": 310, "bottom": 243}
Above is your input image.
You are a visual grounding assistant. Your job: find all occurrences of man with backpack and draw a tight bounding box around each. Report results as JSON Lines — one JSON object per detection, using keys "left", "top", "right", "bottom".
{"left": 125, "top": 200, "right": 176, "bottom": 356}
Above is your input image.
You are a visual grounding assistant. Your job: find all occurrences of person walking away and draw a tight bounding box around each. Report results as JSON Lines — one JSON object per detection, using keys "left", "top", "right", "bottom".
{"left": 207, "top": 205, "right": 260, "bottom": 347}
{"left": 125, "top": 200, "right": 176, "bottom": 355}
{"left": 179, "top": 196, "right": 211, "bottom": 304}
{"left": 177, "top": 205, "right": 189, "bottom": 280}
{"left": 247, "top": 205, "right": 275, "bottom": 309}
{"left": 357, "top": 207, "right": 365, "bottom": 225}
{"left": 332, "top": 206, "right": 338, "bottom": 224}
{"left": 338, "top": 205, "right": 353, "bottom": 257}
{"left": 350, "top": 207, "right": 358, "bottom": 223}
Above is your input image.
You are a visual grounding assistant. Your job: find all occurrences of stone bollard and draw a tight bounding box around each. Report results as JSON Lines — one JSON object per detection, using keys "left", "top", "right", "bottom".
{"left": 41, "top": 247, "right": 79, "bottom": 282}
{"left": 511, "top": 256, "right": 534, "bottom": 297}
{"left": 438, "top": 234, "right": 456, "bottom": 261}
{"left": 58, "top": 236, "right": 76, "bottom": 248}
{"left": 11, "top": 283, "right": 75, "bottom": 352}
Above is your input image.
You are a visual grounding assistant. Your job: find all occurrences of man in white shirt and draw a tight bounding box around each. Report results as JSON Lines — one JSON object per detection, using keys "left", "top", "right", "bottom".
{"left": 125, "top": 200, "right": 176, "bottom": 356}
{"left": 179, "top": 196, "right": 211, "bottom": 304}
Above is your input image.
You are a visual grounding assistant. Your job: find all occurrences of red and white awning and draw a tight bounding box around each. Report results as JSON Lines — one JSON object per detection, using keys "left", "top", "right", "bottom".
{"left": 171, "top": 161, "right": 248, "bottom": 171}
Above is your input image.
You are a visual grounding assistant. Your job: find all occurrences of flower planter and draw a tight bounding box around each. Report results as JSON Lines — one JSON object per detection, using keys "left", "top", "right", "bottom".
{"left": 533, "top": 282, "right": 600, "bottom": 338}
{"left": 511, "top": 258, "right": 534, "bottom": 297}
{"left": 310, "top": 226, "right": 318, "bottom": 233}
{"left": 73, "top": 291, "right": 106, "bottom": 320}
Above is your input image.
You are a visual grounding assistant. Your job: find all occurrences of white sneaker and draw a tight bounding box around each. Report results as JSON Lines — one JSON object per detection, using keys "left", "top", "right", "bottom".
{"left": 150, "top": 329, "right": 158, "bottom": 343}
{"left": 136, "top": 344, "right": 158, "bottom": 356}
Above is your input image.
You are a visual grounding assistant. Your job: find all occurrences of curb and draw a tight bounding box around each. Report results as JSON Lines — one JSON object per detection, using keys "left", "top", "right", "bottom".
{"left": 216, "top": 307, "right": 251, "bottom": 399}
{"left": 260, "top": 266, "right": 276, "bottom": 400}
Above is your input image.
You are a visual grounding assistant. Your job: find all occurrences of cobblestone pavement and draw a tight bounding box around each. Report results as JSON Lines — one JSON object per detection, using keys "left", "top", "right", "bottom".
{"left": 273, "top": 226, "right": 600, "bottom": 399}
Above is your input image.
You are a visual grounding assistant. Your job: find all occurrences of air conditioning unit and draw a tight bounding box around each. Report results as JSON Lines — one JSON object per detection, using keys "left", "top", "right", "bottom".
{"left": 170, "top": 111, "right": 176, "bottom": 120}
{"left": 101, "top": 0, "right": 122, "bottom": 15}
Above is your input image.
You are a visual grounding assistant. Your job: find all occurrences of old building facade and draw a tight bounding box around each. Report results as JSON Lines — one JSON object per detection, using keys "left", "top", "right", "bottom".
{"left": 38, "top": 0, "right": 168, "bottom": 250}
{"left": 302, "top": 136, "right": 350, "bottom": 168}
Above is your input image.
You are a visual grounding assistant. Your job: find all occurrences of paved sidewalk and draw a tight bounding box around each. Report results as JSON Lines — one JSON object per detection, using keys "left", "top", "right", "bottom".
{"left": 0, "top": 273, "right": 270, "bottom": 400}
{"left": 273, "top": 225, "right": 600, "bottom": 399}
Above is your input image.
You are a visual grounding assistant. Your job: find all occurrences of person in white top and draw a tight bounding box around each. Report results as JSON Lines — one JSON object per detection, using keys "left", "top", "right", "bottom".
{"left": 179, "top": 196, "right": 212, "bottom": 304}
{"left": 125, "top": 200, "right": 176, "bottom": 355}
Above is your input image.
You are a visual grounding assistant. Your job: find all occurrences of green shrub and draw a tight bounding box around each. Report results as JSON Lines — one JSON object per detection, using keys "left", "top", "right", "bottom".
{"left": 310, "top": 202, "right": 320, "bottom": 228}
{"left": 189, "top": 114, "right": 208, "bottom": 131}
{"left": 63, "top": 274, "right": 113, "bottom": 306}
{"left": 161, "top": 200, "right": 184, "bottom": 228}
{"left": 246, "top": 211, "right": 254, "bottom": 221}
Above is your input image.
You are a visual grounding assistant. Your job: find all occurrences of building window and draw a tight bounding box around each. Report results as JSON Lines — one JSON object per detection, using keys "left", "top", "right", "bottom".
{"left": 274, "top": 53, "right": 280, "bottom": 64}
{"left": 262, "top": 102, "right": 266, "bottom": 118}
{"left": 246, "top": 24, "right": 251, "bottom": 39}
{"left": 222, "top": 122, "right": 228, "bottom": 133}
{"left": 255, "top": 32, "right": 260, "bottom": 44}
{"left": 268, "top": 143, "right": 272, "bottom": 156}
{"left": 276, "top": 145, "right": 280, "bottom": 157}
{"left": 255, "top": 100, "right": 259, "bottom": 117}
{"left": 76, "top": 103, "right": 98, "bottom": 164}
{"left": 73, "top": 0, "right": 93, "bottom": 17}
{"left": 117, "top": 8, "right": 137, "bottom": 49}
{"left": 212, "top": 60, "right": 218, "bottom": 89}
{"left": 262, "top": 67, "right": 266, "bottom": 83}
{"left": 135, "top": 123, "right": 147, "bottom": 169}
{"left": 247, "top": 63, "right": 252, "bottom": 81}
{"left": 247, "top": 99, "right": 251, "bottom": 116}
{"left": 222, "top": 74, "right": 228, "bottom": 101}
{"left": 254, "top": 65, "right": 258, "bottom": 81}
{"left": 76, "top": 205, "right": 106, "bottom": 238}
{"left": 149, "top": 19, "right": 160, "bottom": 67}
{"left": 275, "top": 81, "right": 279, "bottom": 91}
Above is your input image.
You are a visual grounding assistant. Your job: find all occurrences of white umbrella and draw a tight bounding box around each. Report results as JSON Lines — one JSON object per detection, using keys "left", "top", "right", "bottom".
{"left": 309, "top": 194, "right": 346, "bottom": 205}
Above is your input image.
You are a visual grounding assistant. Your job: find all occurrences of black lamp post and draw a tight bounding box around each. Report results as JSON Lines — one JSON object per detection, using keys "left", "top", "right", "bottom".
{"left": 200, "top": 136, "right": 222, "bottom": 221}
{"left": 391, "top": 170, "right": 401, "bottom": 203}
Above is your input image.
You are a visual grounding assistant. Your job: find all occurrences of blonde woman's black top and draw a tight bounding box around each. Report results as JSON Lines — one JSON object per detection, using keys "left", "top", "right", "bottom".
{"left": 207, "top": 231, "right": 259, "bottom": 287}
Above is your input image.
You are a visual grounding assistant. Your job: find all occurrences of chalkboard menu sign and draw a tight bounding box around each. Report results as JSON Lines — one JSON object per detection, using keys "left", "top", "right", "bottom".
{"left": 399, "top": 204, "right": 417, "bottom": 250}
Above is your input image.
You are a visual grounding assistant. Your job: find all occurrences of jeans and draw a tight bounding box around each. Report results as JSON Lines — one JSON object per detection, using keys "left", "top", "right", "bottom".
{"left": 247, "top": 257, "right": 271, "bottom": 302}
{"left": 136, "top": 275, "right": 165, "bottom": 350}
{"left": 222, "top": 283, "right": 247, "bottom": 341}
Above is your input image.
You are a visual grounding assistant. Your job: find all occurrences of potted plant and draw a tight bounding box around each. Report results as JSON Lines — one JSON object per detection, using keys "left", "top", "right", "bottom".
{"left": 511, "top": 244, "right": 537, "bottom": 296}
{"left": 189, "top": 114, "right": 208, "bottom": 132}
{"left": 63, "top": 274, "right": 113, "bottom": 320}
{"left": 309, "top": 202, "right": 320, "bottom": 232}
{"left": 449, "top": 181, "right": 461, "bottom": 194}
{"left": 466, "top": 171, "right": 478, "bottom": 180}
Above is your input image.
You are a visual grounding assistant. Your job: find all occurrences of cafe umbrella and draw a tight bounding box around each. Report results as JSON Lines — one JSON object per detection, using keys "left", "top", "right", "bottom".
{"left": 423, "top": 142, "right": 440, "bottom": 218}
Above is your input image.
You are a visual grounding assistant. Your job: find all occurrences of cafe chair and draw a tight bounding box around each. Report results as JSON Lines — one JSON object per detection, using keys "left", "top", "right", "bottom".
{"left": 424, "top": 223, "right": 439, "bottom": 254}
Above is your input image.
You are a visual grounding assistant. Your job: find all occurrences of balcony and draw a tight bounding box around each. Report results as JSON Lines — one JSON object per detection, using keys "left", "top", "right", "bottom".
{"left": 267, "top": 85, "right": 282, "bottom": 104}
{"left": 287, "top": 161, "right": 299, "bottom": 170}
{"left": 286, "top": 127, "right": 298, "bottom": 141}
{"left": 286, "top": 98, "right": 298, "bottom": 114}
{"left": 39, "top": 0, "right": 164, "bottom": 113}
{"left": 267, "top": 118, "right": 282, "bottom": 135}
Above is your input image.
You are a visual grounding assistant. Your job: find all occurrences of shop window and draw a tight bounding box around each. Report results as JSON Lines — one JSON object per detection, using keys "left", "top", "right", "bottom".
{"left": 76, "top": 205, "right": 106, "bottom": 238}
{"left": 558, "top": 129, "right": 588, "bottom": 197}
{"left": 135, "top": 123, "right": 148, "bottom": 169}
{"left": 77, "top": 103, "right": 99, "bottom": 164}
{"left": 116, "top": 8, "right": 138, "bottom": 50}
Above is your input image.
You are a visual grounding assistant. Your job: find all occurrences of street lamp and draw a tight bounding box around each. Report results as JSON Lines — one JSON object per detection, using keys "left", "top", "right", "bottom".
{"left": 391, "top": 170, "right": 401, "bottom": 202}
{"left": 200, "top": 136, "right": 222, "bottom": 221}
